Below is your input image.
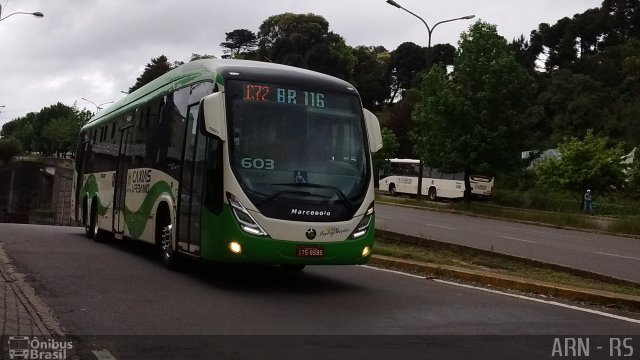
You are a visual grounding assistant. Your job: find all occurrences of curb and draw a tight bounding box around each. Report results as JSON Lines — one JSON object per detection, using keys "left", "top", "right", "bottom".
{"left": 0, "top": 251, "right": 51, "bottom": 336}
{"left": 0, "top": 242, "right": 64, "bottom": 336}
{"left": 370, "top": 255, "right": 640, "bottom": 312}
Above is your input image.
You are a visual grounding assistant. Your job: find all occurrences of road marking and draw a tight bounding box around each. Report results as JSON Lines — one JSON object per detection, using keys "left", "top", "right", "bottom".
{"left": 425, "top": 223, "right": 456, "bottom": 230}
{"left": 433, "top": 279, "right": 640, "bottom": 324}
{"left": 499, "top": 236, "right": 536, "bottom": 244}
{"left": 592, "top": 251, "right": 640, "bottom": 262}
{"left": 363, "top": 267, "right": 640, "bottom": 324}
{"left": 93, "top": 349, "right": 117, "bottom": 360}
{"left": 361, "top": 265, "right": 426, "bottom": 279}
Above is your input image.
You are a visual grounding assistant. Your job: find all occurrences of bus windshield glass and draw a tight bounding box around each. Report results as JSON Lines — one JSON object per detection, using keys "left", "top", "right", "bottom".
{"left": 226, "top": 80, "right": 369, "bottom": 217}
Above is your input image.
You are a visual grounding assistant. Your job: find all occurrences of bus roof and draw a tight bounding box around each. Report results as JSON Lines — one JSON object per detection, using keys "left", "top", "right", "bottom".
{"left": 81, "top": 59, "right": 359, "bottom": 132}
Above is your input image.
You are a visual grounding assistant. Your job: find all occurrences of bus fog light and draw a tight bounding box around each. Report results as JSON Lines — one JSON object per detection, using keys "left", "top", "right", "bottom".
{"left": 229, "top": 241, "right": 242, "bottom": 254}
{"left": 362, "top": 246, "right": 371, "bottom": 257}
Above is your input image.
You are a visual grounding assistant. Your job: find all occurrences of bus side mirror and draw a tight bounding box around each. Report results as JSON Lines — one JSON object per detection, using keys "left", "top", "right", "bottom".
{"left": 364, "top": 108, "right": 383, "bottom": 153}
{"left": 201, "top": 92, "right": 227, "bottom": 141}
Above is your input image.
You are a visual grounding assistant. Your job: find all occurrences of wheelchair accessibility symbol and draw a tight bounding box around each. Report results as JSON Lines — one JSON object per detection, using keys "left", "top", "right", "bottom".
{"left": 295, "top": 171, "right": 307, "bottom": 184}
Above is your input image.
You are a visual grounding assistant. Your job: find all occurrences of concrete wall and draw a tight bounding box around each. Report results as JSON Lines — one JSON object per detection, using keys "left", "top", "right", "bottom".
{"left": 0, "top": 158, "right": 75, "bottom": 226}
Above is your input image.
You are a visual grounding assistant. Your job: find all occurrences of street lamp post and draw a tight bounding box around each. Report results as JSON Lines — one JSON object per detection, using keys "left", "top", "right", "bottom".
{"left": 386, "top": 0, "right": 474, "bottom": 200}
{"left": 0, "top": 5, "right": 44, "bottom": 22}
{"left": 81, "top": 98, "right": 114, "bottom": 113}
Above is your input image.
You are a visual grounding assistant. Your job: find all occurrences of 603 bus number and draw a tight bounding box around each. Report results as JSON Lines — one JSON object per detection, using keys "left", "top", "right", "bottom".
{"left": 241, "top": 157, "right": 275, "bottom": 170}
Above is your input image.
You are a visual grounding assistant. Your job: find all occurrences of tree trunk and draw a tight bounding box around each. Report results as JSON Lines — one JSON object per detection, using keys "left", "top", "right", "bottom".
{"left": 464, "top": 170, "right": 472, "bottom": 204}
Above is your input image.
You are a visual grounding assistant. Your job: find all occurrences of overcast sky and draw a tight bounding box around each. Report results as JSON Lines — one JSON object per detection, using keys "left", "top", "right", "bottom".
{"left": 1, "top": 0, "right": 602, "bottom": 128}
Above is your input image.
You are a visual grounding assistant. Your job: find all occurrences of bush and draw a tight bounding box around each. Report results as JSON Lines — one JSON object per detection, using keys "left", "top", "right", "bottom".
{"left": 527, "top": 191, "right": 548, "bottom": 210}
{"left": 490, "top": 189, "right": 526, "bottom": 208}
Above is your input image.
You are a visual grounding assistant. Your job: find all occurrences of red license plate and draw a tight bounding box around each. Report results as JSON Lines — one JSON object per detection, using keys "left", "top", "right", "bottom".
{"left": 296, "top": 245, "right": 325, "bottom": 257}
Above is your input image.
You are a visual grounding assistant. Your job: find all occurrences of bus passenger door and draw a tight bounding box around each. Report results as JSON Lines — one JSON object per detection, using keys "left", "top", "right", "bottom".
{"left": 113, "top": 123, "right": 133, "bottom": 238}
{"left": 178, "top": 104, "right": 205, "bottom": 255}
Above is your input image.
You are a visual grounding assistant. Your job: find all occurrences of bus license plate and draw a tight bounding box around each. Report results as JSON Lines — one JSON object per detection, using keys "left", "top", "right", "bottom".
{"left": 296, "top": 245, "right": 324, "bottom": 257}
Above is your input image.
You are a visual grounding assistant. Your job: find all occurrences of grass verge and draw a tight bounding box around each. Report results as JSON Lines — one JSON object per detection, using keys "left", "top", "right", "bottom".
{"left": 608, "top": 216, "right": 640, "bottom": 236}
{"left": 376, "top": 193, "right": 630, "bottom": 233}
{"left": 373, "top": 231, "right": 640, "bottom": 297}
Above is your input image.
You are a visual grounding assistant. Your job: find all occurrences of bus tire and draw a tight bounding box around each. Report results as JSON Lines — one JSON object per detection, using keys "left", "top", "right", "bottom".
{"left": 388, "top": 184, "right": 396, "bottom": 196}
{"left": 87, "top": 199, "right": 99, "bottom": 240}
{"left": 90, "top": 199, "right": 109, "bottom": 243}
{"left": 157, "top": 204, "right": 179, "bottom": 270}
{"left": 428, "top": 187, "right": 437, "bottom": 201}
{"left": 83, "top": 197, "right": 91, "bottom": 239}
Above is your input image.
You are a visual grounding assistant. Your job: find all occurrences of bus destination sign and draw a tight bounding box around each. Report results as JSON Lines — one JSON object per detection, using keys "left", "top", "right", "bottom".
{"left": 244, "top": 83, "right": 325, "bottom": 108}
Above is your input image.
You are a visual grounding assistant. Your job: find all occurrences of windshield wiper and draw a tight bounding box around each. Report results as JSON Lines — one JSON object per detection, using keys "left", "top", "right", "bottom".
{"left": 272, "top": 182, "right": 354, "bottom": 212}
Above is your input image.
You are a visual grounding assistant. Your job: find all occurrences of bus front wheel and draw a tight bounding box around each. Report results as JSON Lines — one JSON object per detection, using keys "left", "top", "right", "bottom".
{"left": 428, "top": 187, "right": 437, "bottom": 201}
{"left": 157, "top": 207, "right": 179, "bottom": 270}
{"left": 83, "top": 197, "right": 91, "bottom": 239}
{"left": 388, "top": 184, "right": 396, "bottom": 196}
{"left": 87, "top": 200, "right": 99, "bottom": 240}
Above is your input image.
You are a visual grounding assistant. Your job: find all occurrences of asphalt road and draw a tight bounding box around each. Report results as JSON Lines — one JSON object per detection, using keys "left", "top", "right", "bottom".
{"left": 376, "top": 203, "right": 640, "bottom": 283}
{"left": 0, "top": 223, "right": 639, "bottom": 359}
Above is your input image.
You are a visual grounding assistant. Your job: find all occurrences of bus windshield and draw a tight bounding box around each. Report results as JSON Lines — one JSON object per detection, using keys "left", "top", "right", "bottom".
{"left": 226, "top": 80, "right": 370, "bottom": 220}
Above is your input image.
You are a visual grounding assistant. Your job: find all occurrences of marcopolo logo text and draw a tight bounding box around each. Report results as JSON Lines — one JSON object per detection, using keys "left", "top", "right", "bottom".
{"left": 290, "top": 209, "right": 331, "bottom": 217}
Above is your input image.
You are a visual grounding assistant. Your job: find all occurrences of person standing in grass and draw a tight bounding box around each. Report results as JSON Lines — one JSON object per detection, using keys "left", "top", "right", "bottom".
{"left": 583, "top": 189, "right": 593, "bottom": 214}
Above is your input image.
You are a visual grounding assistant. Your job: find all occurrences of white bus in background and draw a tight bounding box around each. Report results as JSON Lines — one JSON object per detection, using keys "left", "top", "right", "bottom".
{"left": 378, "top": 159, "right": 494, "bottom": 200}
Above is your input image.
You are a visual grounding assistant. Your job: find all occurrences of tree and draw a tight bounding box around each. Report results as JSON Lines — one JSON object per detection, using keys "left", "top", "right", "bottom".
{"left": 388, "top": 42, "right": 426, "bottom": 101}
{"left": 411, "top": 21, "right": 537, "bottom": 202}
{"left": 509, "top": 34, "right": 543, "bottom": 73}
{"left": 538, "top": 69, "right": 614, "bottom": 144}
{"left": 1, "top": 103, "right": 90, "bottom": 156}
{"left": 349, "top": 46, "right": 391, "bottom": 110}
{"left": 41, "top": 107, "right": 91, "bottom": 156}
{"left": 535, "top": 129, "right": 628, "bottom": 207}
{"left": 602, "top": 0, "right": 640, "bottom": 45}
{"left": 428, "top": 43, "right": 456, "bottom": 69}
{"left": 220, "top": 29, "right": 258, "bottom": 59}
{"left": 380, "top": 90, "right": 421, "bottom": 158}
{"left": 625, "top": 154, "right": 640, "bottom": 199}
{"left": 0, "top": 137, "right": 21, "bottom": 164}
{"left": 256, "top": 13, "right": 355, "bottom": 79}
{"left": 129, "top": 55, "right": 175, "bottom": 93}
{"left": 372, "top": 127, "right": 400, "bottom": 184}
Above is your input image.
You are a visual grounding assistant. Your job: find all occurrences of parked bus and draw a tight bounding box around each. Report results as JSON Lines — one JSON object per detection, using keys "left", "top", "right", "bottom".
{"left": 72, "top": 59, "right": 383, "bottom": 270}
{"left": 378, "top": 159, "right": 494, "bottom": 200}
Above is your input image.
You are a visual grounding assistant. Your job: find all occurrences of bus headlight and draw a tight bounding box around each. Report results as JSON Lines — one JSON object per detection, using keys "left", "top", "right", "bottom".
{"left": 227, "top": 192, "right": 268, "bottom": 236}
{"left": 350, "top": 202, "right": 374, "bottom": 239}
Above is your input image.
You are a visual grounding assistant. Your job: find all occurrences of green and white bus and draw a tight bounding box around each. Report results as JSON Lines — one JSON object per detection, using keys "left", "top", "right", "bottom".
{"left": 72, "top": 59, "right": 383, "bottom": 270}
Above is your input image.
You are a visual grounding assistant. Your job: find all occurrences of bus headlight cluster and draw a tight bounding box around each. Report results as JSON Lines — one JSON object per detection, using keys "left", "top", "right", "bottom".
{"left": 227, "top": 192, "right": 267, "bottom": 236}
{"left": 350, "top": 202, "right": 374, "bottom": 239}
